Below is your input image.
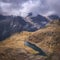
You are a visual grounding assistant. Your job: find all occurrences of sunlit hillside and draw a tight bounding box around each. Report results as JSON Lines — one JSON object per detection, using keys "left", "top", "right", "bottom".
{"left": 27, "top": 20, "right": 60, "bottom": 57}
{"left": 0, "top": 20, "right": 60, "bottom": 60}
{"left": 0, "top": 31, "right": 32, "bottom": 50}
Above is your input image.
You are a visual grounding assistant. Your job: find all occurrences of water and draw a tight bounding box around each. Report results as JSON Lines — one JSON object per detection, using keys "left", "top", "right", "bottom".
{"left": 24, "top": 41, "right": 47, "bottom": 56}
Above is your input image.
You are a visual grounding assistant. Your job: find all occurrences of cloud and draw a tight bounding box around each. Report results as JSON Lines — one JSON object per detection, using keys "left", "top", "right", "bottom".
{"left": 20, "top": 0, "right": 41, "bottom": 17}
{"left": 20, "top": 0, "right": 60, "bottom": 17}
{"left": 0, "top": 2, "right": 11, "bottom": 14}
{"left": 46, "top": 0, "right": 60, "bottom": 16}
{"left": 0, "top": 0, "right": 28, "bottom": 16}
{"left": 0, "top": 0, "right": 60, "bottom": 17}
{"left": 43, "top": 11, "right": 55, "bottom": 16}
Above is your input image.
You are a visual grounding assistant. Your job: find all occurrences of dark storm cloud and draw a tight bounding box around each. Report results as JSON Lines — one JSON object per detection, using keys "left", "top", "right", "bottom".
{"left": 0, "top": 0, "right": 60, "bottom": 17}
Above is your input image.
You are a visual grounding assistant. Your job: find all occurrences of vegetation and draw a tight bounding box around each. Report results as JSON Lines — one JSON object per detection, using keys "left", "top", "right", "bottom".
{"left": 0, "top": 20, "right": 60, "bottom": 60}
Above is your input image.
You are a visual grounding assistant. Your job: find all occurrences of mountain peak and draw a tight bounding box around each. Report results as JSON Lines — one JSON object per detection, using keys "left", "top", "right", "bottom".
{"left": 27, "top": 12, "right": 33, "bottom": 17}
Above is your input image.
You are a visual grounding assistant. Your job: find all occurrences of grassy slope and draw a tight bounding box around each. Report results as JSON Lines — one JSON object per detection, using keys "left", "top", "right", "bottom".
{"left": 0, "top": 20, "right": 60, "bottom": 60}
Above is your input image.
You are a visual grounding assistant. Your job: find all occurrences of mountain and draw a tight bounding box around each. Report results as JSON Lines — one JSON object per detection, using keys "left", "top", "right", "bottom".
{"left": 48, "top": 14, "right": 60, "bottom": 20}
{"left": 0, "top": 15, "right": 28, "bottom": 40}
{"left": 27, "top": 19, "right": 60, "bottom": 60}
{"left": 0, "top": 14, "right": 59, "bottom": 41}
{"left": 0, "top": 19, "right": 60, "bottom": 60}
{"left": 0, "top": 14, "right": 48, "bottom": 41}
{"left": 25, "top": 14, "right": 50, "bottom": 29}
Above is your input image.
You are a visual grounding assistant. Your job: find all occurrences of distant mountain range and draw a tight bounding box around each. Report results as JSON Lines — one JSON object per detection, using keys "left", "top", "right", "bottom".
{"left": 0, "top": 14, "right": 60, "bottom": 40}
{"left": 48, "top": 14, "right": 60, "bottom": 20}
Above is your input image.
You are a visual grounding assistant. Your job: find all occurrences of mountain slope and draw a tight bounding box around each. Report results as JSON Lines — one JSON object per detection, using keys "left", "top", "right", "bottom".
{"left": 27, "top": 20, "right": 60, "bottom": 60}
{"left": 0, "top": 14, "right": 59, "bottom": 41}
{"left": 0, "top": 19, "right": 60, "bottom": 60}
{"left": 48, "top": 14, "right": 60, "bottom": 20}
{"left": 0, "top": 15, "right": 49, "bottom": 41}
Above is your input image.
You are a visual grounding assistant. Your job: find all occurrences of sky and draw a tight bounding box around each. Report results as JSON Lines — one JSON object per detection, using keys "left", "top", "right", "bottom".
{"left": 0, "top": 0, "right": 60, "bottom": 17}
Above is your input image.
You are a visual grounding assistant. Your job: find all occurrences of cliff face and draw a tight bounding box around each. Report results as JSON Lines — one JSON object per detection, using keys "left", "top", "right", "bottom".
{"left": 0, "top": 20, "right": 60, "bottom": 60}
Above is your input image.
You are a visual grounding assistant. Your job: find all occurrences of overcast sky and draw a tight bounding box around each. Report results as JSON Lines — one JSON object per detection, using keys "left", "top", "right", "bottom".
{"left": 0, "top": 0, "right": 60, "bottom": 17}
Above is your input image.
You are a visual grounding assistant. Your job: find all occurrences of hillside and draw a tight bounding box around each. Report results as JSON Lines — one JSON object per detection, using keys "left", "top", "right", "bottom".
{"left": 0, "top": 20, "right": 60, "bottom": 60}
{"left": 27, "top": 20, "right": 60, "bottom": 60}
